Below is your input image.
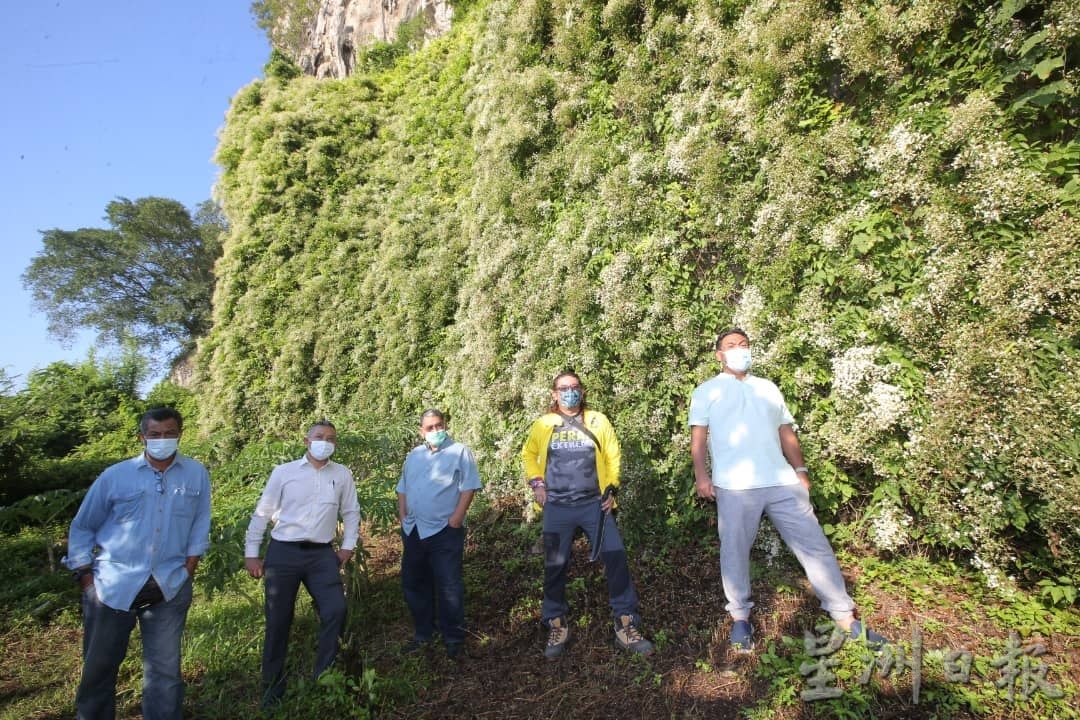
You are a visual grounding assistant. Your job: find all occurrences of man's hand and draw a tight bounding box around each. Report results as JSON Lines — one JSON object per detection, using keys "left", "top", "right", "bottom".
{"left": 695, "top": 476, "right": 716, "bottom": 501}
{"left": 244, "top": 557, "right": 264, "bottom": 579}
{"left": 336, "top": 549, "right": 354, "bottom": 566}
{"left": 79, "top": 572, "right": 94, "bottom": 591}
{"left": 448, "top": 513, "right": 465, "bottom": 529}
{"left": 184, "top": 556, "right": 200, "bottom": 579}
{"left": 600, "top": 493, "right": 616, "bottom": 513}
{"left": 532, "top": 486, "right": 547, "bottom": 507}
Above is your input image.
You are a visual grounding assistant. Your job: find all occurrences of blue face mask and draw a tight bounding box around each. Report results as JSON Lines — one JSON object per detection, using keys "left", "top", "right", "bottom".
{"left": 425, "top": 429, "right": 448, "bottom": 447}
{"left": 558, "top": 389, "right": 582, "bottom": 409}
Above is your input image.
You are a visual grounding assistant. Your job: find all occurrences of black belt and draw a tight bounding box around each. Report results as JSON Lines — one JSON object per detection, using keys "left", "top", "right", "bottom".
{"left": 273, "top": 539, "right": 331, "bottom": 550}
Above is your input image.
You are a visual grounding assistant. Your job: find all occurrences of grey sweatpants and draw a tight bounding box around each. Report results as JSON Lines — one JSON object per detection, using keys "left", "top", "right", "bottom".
{"left": 716, "top": 484, "right": 856, "bottom": 622}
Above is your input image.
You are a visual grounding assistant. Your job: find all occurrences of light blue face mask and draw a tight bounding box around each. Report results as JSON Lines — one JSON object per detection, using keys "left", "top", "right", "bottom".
{"left": 558, "top": 389, "right": 582, "bottom": 409}
{"left": 723, "top": 347, "right": 752, "bottom": 373}
{"left": 425, "top": 429, "right": 448, "bottom": 447}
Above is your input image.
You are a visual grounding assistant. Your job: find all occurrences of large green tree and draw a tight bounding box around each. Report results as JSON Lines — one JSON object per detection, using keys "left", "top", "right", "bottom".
{"left": 22, "top": 197, "right": 226, "bottom": 358}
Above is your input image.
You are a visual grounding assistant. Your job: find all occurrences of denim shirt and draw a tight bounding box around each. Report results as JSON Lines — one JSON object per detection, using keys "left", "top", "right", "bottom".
{"left": 64, "top": 452, "right": 211, "bottom": 611}
{"left": 397, "top": 439, "right": 482, "bottom": 539}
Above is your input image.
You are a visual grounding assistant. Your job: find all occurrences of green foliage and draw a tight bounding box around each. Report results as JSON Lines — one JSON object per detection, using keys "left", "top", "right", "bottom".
{"left": 264, "top": 48, "right": 302, "bottom": 81}
{"left": 21, "top": 197, "right": 226, "bottom": 358}
{"left": 0, "top": 355, "right": 146, "bottom": 502}
{"left": 204, "top": 0, "right": 1080, "bottom": 589}
{"left": 269, "top": 668, "right": 383, "bottom": 719}
{"left": 250, "top": 0, "right": 321, "bottom": 58}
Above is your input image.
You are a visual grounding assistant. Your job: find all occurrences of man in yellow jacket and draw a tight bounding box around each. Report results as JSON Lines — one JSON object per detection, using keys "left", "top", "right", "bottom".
{"left": 522, "top": 371, "right": 653, "bottom": 659}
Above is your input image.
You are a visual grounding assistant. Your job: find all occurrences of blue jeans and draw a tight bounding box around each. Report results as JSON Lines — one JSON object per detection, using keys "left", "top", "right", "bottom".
{"left": 262, "top": 540, "right": 347, "bottom": 699}
{"left": 76, "top": 577, "right": 193, "bottom": 720}
{"left": 401, "top": 525, "right": 466, "bottom": 646}
{"left": 541, "top": 501, "right": 641, "bottom": 628}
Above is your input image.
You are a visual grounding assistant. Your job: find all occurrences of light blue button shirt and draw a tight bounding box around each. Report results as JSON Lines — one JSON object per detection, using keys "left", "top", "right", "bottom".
{"left": 396, "top": 439, "right": 482, "bottom": 539}
{"left": 64, "top": 452, "right": 211, "bottom": 611}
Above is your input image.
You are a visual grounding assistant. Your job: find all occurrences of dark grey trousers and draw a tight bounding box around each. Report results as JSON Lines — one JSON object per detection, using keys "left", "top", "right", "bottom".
{"left": 261, "top": 539, "right": 346, "bottom": 698}
{"left": 541, "top": 500, "right": 641, "bottom": 628}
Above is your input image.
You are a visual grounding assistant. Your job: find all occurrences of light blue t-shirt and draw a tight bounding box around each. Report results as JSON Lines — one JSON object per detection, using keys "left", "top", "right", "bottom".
{"left": 396, "top": 438, "right": 482, "bottom": 539}
{"left": 64, "top": 452, "right": 211, "bottom": 611}
{"left": 688, "top": 373, "right": 799, "bottom": 490}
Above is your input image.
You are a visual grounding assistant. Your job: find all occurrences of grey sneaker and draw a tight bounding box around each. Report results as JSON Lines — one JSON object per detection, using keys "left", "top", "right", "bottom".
{"left": 614, "top": 614, "right": 654, "bottom": 655}
{"left": 544, "top": 617, "right": 569, "bottom": 659}
{"left": 730, "top": 619, "right": 754, "bottom": 652}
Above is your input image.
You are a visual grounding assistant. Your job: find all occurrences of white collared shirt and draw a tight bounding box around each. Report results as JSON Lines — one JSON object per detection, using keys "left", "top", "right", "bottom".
{"left": 245, "top": 456, "right": 360, "bottom": 556}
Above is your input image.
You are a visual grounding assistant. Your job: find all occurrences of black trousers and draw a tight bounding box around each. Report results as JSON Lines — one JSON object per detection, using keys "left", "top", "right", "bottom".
{"left": 261, "top": 539, "right": 346, "bottom": 697}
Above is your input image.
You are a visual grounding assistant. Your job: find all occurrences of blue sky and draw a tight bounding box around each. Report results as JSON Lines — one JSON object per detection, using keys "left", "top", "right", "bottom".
{"left": 0, "top": 2, "right": 269, "bottom": 386}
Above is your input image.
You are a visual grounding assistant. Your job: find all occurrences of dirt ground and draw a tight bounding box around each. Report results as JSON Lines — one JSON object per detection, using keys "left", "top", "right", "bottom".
{"left": 349, "top": 503, "right": 1080, "bottom": 720}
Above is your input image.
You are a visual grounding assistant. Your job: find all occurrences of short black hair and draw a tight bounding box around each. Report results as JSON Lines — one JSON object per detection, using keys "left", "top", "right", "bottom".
{"left": 421, "top": 408, "right": 445, "bottom": 424}
{"left": 307, "top": 420, "right": 336, "bottom": 436}
{"left": 715, "top": 327, "right": 750, "bottom": 350}
{"left": 140, "top": 407, "right": 184, "bottom": 434}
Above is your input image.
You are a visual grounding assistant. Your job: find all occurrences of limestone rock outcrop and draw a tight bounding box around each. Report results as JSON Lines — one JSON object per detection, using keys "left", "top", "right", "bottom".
{"left": 297, "top": 0, "right": 454, "bottom": 78}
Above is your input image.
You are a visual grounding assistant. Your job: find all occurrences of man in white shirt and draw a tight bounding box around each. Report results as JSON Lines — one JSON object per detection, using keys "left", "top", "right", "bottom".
{"left": 244, "top": 420, "right": 361, "bottom": 704}
{"left": 689, "top": 329, "right": 884, "bottom": 651}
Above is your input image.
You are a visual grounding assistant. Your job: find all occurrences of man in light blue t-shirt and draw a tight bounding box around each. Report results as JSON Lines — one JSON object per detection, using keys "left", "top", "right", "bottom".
{"left": 396, "top": 408, "right": 482, "bottom": 658}
{"left": 689, "top": 328, "right": 885, "bottom": 652}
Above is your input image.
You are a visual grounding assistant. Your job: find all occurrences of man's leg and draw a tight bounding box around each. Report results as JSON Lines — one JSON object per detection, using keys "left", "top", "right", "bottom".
{"left": 716, "top": 489, "right": 767, "bottom": 620}
{"left": 428, "top": 525, "right": 467, "bottom": 646}
{"left": 304, "top": 546, "right": 347, "bottom": 678}
{"left": 764, "top": 484, "right": 856, "bottom": 620}
{"left": 139, "top": 577, "right": 193, "bottom": 720}
{"left": 262, "top": 540, "right": 303, "bottom": 701}
{"left": 580, "top": 504, "right": 640, "bottom": 624}
{"left": 540, "top": 504, "right": 576, "bottom": 624}
{"left": 76, "top": 583, "right": 137, "bottom": 720}
{"left": 401, "top": 528, "right": 435, "bottom": 642}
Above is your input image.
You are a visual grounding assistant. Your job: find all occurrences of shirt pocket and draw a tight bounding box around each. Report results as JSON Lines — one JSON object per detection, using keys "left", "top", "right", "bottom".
{"left": 172, "top": 487, "right": 203, "bottom": 518}
{"left": 111, "top": 491, "right": 145, "bottom": 524}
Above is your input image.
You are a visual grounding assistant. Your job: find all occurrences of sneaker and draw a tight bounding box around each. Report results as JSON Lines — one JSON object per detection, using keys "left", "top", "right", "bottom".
{"left": 847, "top": 620, "right": 887, "bottom": 648}
{"left": 544, "top": 617, "right": 570, "bottom": 659}
{"left": 730, "top": 619, "right": 754, "bottom": 652}
{"left": 403, "top": 638, "right": 431, "bottom": 655}
{"left": 614, "top": 614, "right": 654, "bottom": 655}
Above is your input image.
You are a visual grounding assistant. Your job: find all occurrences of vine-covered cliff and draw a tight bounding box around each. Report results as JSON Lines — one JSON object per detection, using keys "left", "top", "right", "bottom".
{"left": 203, "top": 0, "right": 1079, "bottom": 583}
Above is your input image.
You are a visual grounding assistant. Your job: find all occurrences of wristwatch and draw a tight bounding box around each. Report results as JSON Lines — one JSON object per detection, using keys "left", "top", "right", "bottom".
{"left": 529, "top": 478, "right": 546, "bottom": 489}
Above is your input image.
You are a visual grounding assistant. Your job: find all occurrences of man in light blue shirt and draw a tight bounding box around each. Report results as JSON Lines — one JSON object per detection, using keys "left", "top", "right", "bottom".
{"left": 64, "top": 407, "right": 211, "bottom": 720}
{"left": 396, "top": 408, "right": 482, "bottom": 657}
{"left": 690, "top": 328, "right": 884, "bottom": 652}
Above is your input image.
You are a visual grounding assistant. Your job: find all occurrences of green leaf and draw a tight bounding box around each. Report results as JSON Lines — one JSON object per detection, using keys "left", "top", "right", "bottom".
{"left": 1032, "top": 56, "right": 1064, "bottom": 81}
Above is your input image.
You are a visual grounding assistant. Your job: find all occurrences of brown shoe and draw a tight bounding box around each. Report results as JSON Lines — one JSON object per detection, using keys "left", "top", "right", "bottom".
{"left": 614, "top": 615, "right": 654, "bottom": 655}
{"left": 544, "top": 617, "right": 570, "bottom": 659}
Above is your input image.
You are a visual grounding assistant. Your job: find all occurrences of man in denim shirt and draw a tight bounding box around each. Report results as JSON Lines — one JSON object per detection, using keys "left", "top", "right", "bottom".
{"left": 396, "top": 409, "right": 482, "bottom": 658}
{"left": 64, "top": 407, "right": 211, "bottom": 720}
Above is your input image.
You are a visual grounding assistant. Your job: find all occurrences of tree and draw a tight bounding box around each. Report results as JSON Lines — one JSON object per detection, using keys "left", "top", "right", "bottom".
{"left": 251, "top": 0, "right": 322, "bottom": 60}
{"left": 21, "top": 196, "right": 226, "bottom": 358}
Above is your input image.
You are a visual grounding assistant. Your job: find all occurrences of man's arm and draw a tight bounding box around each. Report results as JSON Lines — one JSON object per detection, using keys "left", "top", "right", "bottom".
{"left": 336, "top": 470, "right": 361, "bottom": 564}
{"left": 244, "top": 470, "right": 283, "bottom": 578}
{"left": 778, "top": 424, "right": 811, "bottom": 490}
{"left": 690, "top": 425, "right": 715, "bottom": 500}
{"left": 65, "top": 473, "right": 110, "bottom": 576}
{"left": 184, "top": 467, "right": 213, "bottom": 579}
{"left": 448, "top": 490, "right": 475, "bottom": 528}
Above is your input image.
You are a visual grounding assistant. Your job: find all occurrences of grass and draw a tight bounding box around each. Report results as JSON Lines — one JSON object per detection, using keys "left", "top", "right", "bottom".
{"left": 2, "top": 502, "right": 1078, "bottom": 719}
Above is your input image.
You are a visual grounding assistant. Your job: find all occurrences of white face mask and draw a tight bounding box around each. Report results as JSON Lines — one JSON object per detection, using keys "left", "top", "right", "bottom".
{"left": 308, "top": 440, "right": 336, "bottom": 461}
{"left": 723, "top": 347, "right": 753, "bottom": 373}
{"left": 145, "top": 438, "right": 179, "bottom": 461}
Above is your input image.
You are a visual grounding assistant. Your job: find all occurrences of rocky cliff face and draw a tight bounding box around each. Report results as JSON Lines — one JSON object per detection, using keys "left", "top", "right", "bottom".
{"left": 297, "top": 0, "right": 454, "bottom": 78}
